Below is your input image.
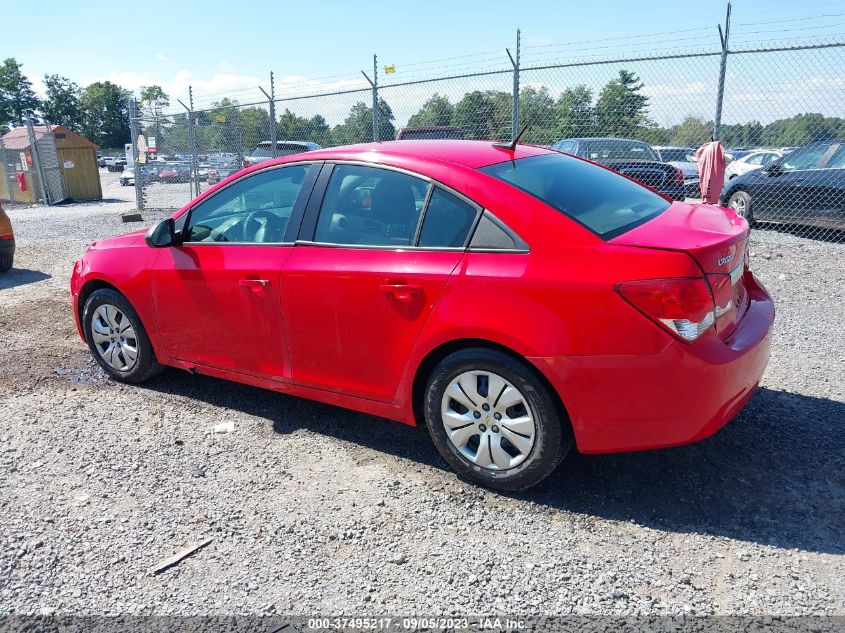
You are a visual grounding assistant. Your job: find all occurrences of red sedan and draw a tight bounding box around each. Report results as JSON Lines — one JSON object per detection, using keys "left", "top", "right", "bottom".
{"left": 70, "top": 141, "right": 774, "bottom": 490}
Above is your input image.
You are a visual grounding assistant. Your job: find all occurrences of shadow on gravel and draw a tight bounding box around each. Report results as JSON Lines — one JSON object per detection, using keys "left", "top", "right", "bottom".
{"left": 0, "top": 268, "right": 51, "bottom": 290}
{"left": 142, "top": 372, "right": 844, "bottom": 554}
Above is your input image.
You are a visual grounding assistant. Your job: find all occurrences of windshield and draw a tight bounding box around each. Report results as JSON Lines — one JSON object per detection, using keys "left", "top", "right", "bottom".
{"left": 584, "top": 140, "right": 658, "bottom": 161}
{"left": 479, "top": 153, "right": 670, "bottom": 240}
{"left": 250, "top": 144, "right": 308, "bottom": 158}
{"left": 659, "top": 149, "right": 695, "bottom": 162}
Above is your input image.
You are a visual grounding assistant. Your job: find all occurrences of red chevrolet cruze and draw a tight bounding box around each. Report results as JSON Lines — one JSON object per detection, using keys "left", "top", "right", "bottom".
{"left": 71, "top": 141, "right": 774, "bottom": 490}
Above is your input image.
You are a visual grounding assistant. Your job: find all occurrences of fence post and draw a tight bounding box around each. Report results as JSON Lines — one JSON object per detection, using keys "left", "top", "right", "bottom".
{"left": 24, "top": 112, "right": 48, "bottom": 204}
{"left": 507, "top": 29, "right": 521, "bottom": 142}
{"left": 177, "top": 90, "right": 198, "bottom": 199}
{"left": 713, "top": 2, "right": 732, "bottom": 141}
{"left": 361, "top": 55, "right": 379, "bottom": 142}
{"left": 259, "top": 72, "right": 277, "bottom": 157}
{"left": 129, "top": 98, "right": 144, "bottom": 213}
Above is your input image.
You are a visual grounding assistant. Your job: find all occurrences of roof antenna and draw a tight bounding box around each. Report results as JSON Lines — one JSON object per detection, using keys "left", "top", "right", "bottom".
{"left": 493, "top": 124, "right": 530, "bottom": 151}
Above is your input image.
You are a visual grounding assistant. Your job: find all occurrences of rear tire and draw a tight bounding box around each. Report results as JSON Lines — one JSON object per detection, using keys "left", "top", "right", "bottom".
{"left": 423, "top": 348, "right": 573, "bottom": 491}
{"left": 0, "top": 253, "right": 12, "bottom": 272}
{"left": 82, "top": 288, "right": 164, "bottom": 383}
{"left": 727, "top": 190, "right": 755, "bottom": 225}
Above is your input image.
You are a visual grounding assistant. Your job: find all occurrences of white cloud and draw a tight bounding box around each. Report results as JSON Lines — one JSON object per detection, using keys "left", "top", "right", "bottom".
{"left": 155, "top": 53, "right": 169, "bottom": 62}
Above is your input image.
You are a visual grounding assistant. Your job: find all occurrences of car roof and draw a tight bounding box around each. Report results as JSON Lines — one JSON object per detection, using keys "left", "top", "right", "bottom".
{"left": 654, "top": 145, "right": 694, "bottom": 150}
{"left": 291, "top": 140, "right": 552, "bottom": 169}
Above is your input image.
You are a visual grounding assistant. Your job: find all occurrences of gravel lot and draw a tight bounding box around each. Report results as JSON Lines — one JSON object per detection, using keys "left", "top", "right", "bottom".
{"left": 1, "top": 170, "right": 843, "bottom": 618}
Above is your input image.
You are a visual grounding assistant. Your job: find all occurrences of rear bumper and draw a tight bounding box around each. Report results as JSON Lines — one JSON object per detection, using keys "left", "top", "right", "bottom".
{"left": 530, "top": 273, "right": 774, "bottom": 454}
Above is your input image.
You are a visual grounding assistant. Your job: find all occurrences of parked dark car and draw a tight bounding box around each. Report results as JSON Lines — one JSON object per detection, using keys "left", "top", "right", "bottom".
{"left": 395, "top": 126, "right": 464, "bottom": 140}
{"left": 552, "top": 138, "right": 686, "bottom": 200}
{"left": 243, "top": 141, "right": 320, "bottom": 167}
{"left": 720, "top": 139, "right": 845, "bottom": 229}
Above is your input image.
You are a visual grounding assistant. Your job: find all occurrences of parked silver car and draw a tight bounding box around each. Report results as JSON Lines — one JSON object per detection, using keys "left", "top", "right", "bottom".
{"left": 725, "top": 149, "right": 783, "bottom": 180}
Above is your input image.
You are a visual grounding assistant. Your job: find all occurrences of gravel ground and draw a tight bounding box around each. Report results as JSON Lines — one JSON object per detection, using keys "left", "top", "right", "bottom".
{"left": 0, "top": 170, "right": 843, "bottom": 617}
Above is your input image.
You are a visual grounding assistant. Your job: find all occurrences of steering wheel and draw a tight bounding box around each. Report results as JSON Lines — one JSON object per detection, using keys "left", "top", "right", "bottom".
{"left": 243, "top": 209, "right": 283, "bottom": 242}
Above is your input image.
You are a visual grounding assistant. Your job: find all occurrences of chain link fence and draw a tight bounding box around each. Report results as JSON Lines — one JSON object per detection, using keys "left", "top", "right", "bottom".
{"left": 130, "top": 30, "right": 845, "bottom": 242}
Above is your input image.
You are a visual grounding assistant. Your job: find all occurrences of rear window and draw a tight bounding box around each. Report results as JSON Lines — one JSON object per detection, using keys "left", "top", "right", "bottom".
{"left": 585, "top": 140, "right": 658, "bottom": 161}
{"left": 251, "top": 144, "right": 308, "bottom": 158}
{"left": 479, "top": 153, "right": 670, "bottom": 240}
{"left": 658, "top": 149, "right": 695, "bottom": 162}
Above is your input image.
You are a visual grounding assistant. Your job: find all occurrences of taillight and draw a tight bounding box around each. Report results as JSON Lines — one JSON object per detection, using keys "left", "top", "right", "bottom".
{"left": 673, "top": 167, "right": 684, "bottom": 185}
{"left": 0, "top": 234, "right": 12, "bottom": 240}
{"left": 616, "top": 277, "right": 715, "bottom": 342}
{"left": 242, "top": 160, "right": 249, "bottom": 168}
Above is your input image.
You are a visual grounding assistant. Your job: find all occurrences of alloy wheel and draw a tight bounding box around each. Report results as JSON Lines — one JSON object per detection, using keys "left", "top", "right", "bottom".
{"left": 90, "top": 304, "right": 139, "bottom": 371}
{"left": 440, "top": 370, "right": 536, "bottom": 470}
{"left": 729, "top": 193, "right": 747, "bottom": 217}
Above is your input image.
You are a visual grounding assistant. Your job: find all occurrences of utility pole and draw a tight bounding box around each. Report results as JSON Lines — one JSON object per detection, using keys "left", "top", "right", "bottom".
{"left": 507, "top": 29, "right": 521, "bottom": 142}
{"left": 714, "top": 2, "right": 732, "bottom": 140}
{"left": 259, "top": 71, "right": 277, "bottom": 157}
{"left": 361, "top": 55, "right": 379, "bottom": 142}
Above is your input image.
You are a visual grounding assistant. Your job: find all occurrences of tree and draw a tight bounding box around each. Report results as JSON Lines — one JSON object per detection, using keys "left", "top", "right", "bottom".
{"left": 595, "top": 70, "right": 649, "bottom": 138}
{"left": 406, "top": 93, "right": 454, "bottom": 127}
{"left": 277, "top": 109, "right": 332, "bottom": 146}
{"left": 670, "top": 116, "right": 712, "bottom": 147}
{"left": 518, "top": 86, "right": 556, "bottom": 144}
{"left": 453, "top": 90, "right": 511, "bottom": 140}
{"left": 139, "top": 85, "right": 170, "bottom": 117}
{"left": 0, "top": 58, "right": 40, "bottom": 130}
{"left": 554, "top": 85, "right": 595, "bottom": 139}
{"left": 80, "top": 81, "right": 131, "bottom": 149}
{"left": 41, "top": 74, "right": 83, "bottom": 129}
{"left": 332, "top": 98, "right": 395, "bottom": 144}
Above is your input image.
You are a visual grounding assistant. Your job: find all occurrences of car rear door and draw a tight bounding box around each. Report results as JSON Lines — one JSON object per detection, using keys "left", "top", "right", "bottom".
{"left": 281, "top": 163, "right": 480, "bottom": 402}
{"left": 150, "top": 163, "right": 319, "bottom": 380}
{"left": 757, "top": 143, "right": 831, "bottom": 222}
{"left": 805, "top": 142, "right": 845, "bottom": 229}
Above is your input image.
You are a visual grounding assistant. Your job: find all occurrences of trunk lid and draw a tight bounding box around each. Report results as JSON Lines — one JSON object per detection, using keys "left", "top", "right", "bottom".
{"left": 611, "top": 201, "right": 751, "bottom": 339}
{"left": 611, "top": 201, "right": 748, "bottom": 274}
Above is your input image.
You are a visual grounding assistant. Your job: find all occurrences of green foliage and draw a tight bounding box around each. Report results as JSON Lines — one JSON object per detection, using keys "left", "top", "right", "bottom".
{"left": 453, "top": 90, "right": 511, "bottom": 140}
{"left": 80, "top": 81, "right": 131, "bottom": 149}
{"left": 277, "top": 109, "right": 333, "bottom": 146}
{"left": 406, "top": 93, "right": 454, "bottom": 127}
{"left": 554, "top": 85, "right": 596, "bottom": 140}
{"left": 41, "top": 74, "right": 83, "bottom": 130}
{"left": 596, "top": 70, "right": 649, "bottom": 138}
{"left": 518, "top": 86, "right": 556, "bottom": 144}
{"left": 331, "top": 98, "right": 396, "bottom": 144}
{"left": 0, "top": 58, "right": 40, "bottom": 130}
{"left": 139, "top": 85, "right": 170, "bottom": 117}
{"left": 669, "top": 116, "right": 713, "bottom": 147}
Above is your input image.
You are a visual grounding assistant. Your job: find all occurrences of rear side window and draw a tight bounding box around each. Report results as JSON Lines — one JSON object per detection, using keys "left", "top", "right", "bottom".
{"left": 480, "top": 153, "right": 669, "bottom": 240}
{"left": 418, "top": 188, "right": 477, "bottom": 247}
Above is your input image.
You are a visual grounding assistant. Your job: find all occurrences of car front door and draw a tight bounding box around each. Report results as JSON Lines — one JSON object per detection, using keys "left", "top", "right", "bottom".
{"left": 753, "top": 143, "right": 830, "bottom": 222}
{"left": 281, "top": 163, "right": 480, "bottom": 402}
{"left": 150, "top": 163, "right": 319, "bottom": 380}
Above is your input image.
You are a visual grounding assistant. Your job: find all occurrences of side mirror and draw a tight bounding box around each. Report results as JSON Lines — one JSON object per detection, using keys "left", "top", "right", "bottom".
{"left": 764, "top": 161, "right": 782, "bottom": 175}
{"left": 145, "top": 218, "right": 178, "bottom": 248}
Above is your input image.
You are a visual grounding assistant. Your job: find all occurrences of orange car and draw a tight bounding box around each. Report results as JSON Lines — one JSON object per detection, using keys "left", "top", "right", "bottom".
{"left": 0, "top": 201, "right": 14, "bottom": 272}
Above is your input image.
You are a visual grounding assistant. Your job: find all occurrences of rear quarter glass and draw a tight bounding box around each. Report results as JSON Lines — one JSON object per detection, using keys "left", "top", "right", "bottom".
{"left": 480, "top": 153, "right": 669, "bottom": 240}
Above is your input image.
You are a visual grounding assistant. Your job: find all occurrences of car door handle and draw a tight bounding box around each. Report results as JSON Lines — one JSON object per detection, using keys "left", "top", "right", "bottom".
{"left": 239, "top": 278, "right": 270, "bottom": 289}
{"left": 379, "top": 283, "right": 421, "bottom": 303}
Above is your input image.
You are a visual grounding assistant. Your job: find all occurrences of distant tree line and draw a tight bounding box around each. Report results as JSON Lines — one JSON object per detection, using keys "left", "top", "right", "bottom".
{"left": 3, "top": 56, "right": 842, "bottom": 154}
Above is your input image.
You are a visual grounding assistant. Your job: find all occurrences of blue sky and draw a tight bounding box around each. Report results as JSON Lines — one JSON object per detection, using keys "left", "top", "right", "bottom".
{"left": 5, "top": 0, "right": 844, "bottom": 125}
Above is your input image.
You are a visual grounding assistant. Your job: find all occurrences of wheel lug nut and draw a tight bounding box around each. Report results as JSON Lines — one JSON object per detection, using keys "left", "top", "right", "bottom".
{"left": 494, "top": 412, "right": 502, "bottom": 420}
{"left": 478, "top": 424, "right": 487, "bottom": 432}
{"left": 482, "top": 403, "right": 490, "bottom": 411}
{"left": 491, "top": 425, "right": 499, "bottom": 433}
{"left": 473, "top": 411, "right": 481, "bottom": 419}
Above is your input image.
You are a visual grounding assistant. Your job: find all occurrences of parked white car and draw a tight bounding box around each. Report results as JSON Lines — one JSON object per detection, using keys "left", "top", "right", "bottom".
{"left": 724, "top": 149, "right": 783, "bottom": 180}
{"left": 653, "top": 146, "right": 699, "bottom": 196}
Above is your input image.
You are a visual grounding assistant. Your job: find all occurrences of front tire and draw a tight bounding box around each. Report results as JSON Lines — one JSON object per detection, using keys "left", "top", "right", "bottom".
{"left": 727, "top": 190, "right": 755, "bottom": 225}
{"left": 82, "top": 288, "right": 163, "bottom": 383}
{"left": 423, "top": 348, "right": 572, "bottom": 491}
